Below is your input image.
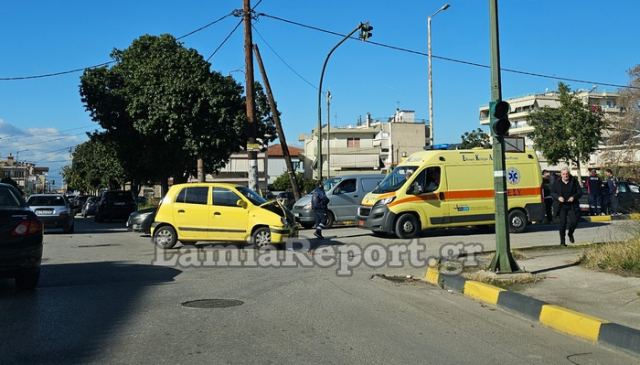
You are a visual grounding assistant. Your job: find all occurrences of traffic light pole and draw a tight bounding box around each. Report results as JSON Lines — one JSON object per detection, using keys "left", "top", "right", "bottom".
{"left": 488, "top": 0, "right": 519, "bottom": 273}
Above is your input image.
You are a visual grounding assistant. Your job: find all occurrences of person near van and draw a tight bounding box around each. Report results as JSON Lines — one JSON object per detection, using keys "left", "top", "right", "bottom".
{"left": 603, "top": 168, "right": 619, "bottom": 215}
{"left": 311, "top": 183, "right": 329, "bottom": 239}
{"left": 551, "top": 167, "right": 582, "bottom": 246}
{"left": 542, "top": 170, "right": 557, "bottom": 223}
{"left": 586, "top": 169, "right": 603, "bottom": 216}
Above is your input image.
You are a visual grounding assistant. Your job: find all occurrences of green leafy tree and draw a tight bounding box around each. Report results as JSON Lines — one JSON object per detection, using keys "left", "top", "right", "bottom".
{"left": 271, "top": 172, "right": 310, "bottom": 192}
{"left": 528, "top": 82, "right": 606, "bottom": 181}
{"left": 460, "top": 128, "right": 491, "bottom": 149}
{"left": 62, "top": 138, "right": 125, "bottom": 194}
{"left": 80, "top": 34, "right": 275, "bottom": 194}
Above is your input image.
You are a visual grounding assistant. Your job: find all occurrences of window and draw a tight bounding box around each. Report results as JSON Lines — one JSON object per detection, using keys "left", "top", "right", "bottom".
{"left": 336, "top": 179, "right": 356, "bottom": 194}
{"left": 0, "top": 187, "right": 21, "bottom": 207}
{"left": 407, "top": 167, "right": 441, "bottom": 194}
{"left": 213, "top": 187, "right": 241, "bottom": 207}
{"left": 176, "top": 187, "right": 208, "bottom": 205}
{"left": 27, "top": 195, "right": 66, "bottom": 206}
{"left": 347, "top": 138, "right": 360, "bottom": 148}
{"left": 617, "top": 182, "right": 629, "bottom": 193}
{"left": 361, "top": 178, "right": 382, "bottom": 193}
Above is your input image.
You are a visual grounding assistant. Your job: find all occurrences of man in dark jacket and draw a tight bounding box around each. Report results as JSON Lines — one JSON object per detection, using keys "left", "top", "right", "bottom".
{"left": 586, "top": 169, "right": 603, "bottom": 216}
{"left": 311, "top": 183, "right": 330, "bottom": 239}
{"left": 551, "top": 167, "right": 582, "bottom": 246}
{"left": 603, "top": 168, "right": 619, "bottom": 215}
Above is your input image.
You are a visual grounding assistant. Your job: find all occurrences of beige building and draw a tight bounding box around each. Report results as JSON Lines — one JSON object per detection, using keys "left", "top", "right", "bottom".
{"left": 0, "top": 154, "right": 50, "bottom": 193}
{"left": 300, "top": 109, "right": 429, "bottom": 179}
{"left": 479, "top": 90, "right": 626, "bottom": 173}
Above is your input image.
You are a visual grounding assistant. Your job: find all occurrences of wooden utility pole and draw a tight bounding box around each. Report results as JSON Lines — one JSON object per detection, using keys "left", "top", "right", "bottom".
{"left": 243, "top": 0, "right": 258, "bottom": 191}
{"left": 253, "top": 44, "right": 301, "bottom": 200}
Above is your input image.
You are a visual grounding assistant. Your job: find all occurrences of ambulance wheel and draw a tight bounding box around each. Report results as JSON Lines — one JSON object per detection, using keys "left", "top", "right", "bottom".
{"left": 508, "top": 210, "right": 528, "bottom": 233}
{"left": 395, "top": 213, "right": 420, "bottom": 239}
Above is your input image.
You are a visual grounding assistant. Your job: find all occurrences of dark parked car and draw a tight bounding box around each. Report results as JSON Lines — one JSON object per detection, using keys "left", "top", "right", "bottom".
{"left": 95, "top": 190, "right": 137, "bottom": 222}
{"left": 126, "top": 207, "right": 156, "bottom": 234}
{"left": 0, "top": 183, "right": 43, "bottom": 289}
{"left": 27, "top": 194, "right": 75, "bottom": 233}
{"left": 81, "top": 196, "right": 98, "bottom": 217}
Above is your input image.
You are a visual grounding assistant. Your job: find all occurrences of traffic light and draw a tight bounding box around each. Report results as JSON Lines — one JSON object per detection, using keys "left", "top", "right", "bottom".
{"left": 491, "top": 100, "right": 511, "bottom": 136}
{"left": 359, "top": 22, "right": 373, "bottom": 41}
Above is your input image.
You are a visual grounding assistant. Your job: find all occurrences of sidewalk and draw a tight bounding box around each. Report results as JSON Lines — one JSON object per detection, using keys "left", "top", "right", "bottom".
{"left": 479, "top": 247, "right": 640, "bottom": 329}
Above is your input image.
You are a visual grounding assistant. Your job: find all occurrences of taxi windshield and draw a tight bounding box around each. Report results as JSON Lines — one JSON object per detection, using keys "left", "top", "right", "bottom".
{"left": 237, "top": 187, "right": 267, "bottom": 206}
{"left": 372, "top": 166, "right": 419, "bottom": 194}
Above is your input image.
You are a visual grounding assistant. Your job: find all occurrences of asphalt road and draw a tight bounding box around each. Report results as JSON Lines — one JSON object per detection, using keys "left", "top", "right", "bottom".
{"left": 0, "top": 218, "right": 636, "bottom": 364}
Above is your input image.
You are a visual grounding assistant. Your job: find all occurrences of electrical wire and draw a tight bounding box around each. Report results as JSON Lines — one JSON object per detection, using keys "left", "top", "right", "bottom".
{"left": 0, "top": 11, "right": 236, "bottom": 81}
{"left": 252, "top": 24, "right": 318, "bottom": 90}
{"left": 206, "top": 19, "right": 243, "bottom": 62}
{"left": 257, "top": 13, "right": 640, "bottom": 91}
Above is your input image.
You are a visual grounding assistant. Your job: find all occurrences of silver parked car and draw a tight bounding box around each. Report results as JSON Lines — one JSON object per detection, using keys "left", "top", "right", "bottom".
{"left": 293, "top": 174, "right": 384, "bottom": 228}
{"left": 27, "top": 194, "right": 74, "bottom": 233}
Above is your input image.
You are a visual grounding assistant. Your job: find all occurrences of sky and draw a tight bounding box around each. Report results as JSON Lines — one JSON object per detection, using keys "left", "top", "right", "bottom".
{"left": 1, "top": 0, "right": 639, "bottom": 188}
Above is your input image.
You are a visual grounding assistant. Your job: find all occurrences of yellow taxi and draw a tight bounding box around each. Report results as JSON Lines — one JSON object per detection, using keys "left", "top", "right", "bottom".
{"left": 357, "top": 149, "right": 545, "bottom": 238}
{"left": 150, "top": 183, "right": 297, "bottom": 249}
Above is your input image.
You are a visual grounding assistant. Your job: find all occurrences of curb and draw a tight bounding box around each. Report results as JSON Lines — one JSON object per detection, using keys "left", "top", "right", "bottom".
{"left": 423, "top": 267, "right": 640, "bottom": 357}
{"left": 582, "top": 213, "right": 640, "bottom": 223}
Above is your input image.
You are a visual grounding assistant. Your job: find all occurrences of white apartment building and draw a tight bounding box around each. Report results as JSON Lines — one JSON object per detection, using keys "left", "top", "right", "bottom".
{"left": 479, "top": 90, "right": 627, "bottom": 173}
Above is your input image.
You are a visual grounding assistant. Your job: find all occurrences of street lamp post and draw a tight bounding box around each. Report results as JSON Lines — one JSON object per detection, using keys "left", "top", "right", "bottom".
{"left": 428, "top": 3, "right": 450, "bottom": 147}
{"left": 327, "top": 90, "right": 332, "bottom": 179}
{"left": 317, "top": 22, "right": 372, "bottom": 183}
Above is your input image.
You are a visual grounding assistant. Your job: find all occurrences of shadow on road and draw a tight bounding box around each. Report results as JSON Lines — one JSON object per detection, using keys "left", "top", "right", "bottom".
{"left": 0, "top": 261, "right": 181, "bottom": 364}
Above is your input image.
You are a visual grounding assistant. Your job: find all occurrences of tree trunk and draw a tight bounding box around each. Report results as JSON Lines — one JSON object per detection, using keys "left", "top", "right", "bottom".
{"left": 575, "top": 160, "right": 583, "bottom": 186}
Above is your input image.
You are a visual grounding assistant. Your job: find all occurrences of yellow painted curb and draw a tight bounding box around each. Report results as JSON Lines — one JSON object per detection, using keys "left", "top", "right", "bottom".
{"left": 539, "top": 305, "right": 607, "bottom": 342}
{"left": 629, "top": 213, "right": 640, "bottom": 220}
{"left": 463, "top": 281, "right": 504, "bottom": 305}
{"left": 586, "top": 215, "right": 612, "bottom": 222}
{"left": 424, "top": 266, "right": 440, "bottom": 285}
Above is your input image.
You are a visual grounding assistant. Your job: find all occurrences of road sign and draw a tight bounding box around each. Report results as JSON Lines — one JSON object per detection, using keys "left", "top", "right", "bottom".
{"left": 504, "top": 136, "right": 525, "bottom": 153}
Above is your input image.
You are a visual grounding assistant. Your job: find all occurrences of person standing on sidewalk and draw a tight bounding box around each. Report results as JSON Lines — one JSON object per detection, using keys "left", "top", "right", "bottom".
{"left": 551, "top": 167, "right": 582, "bottom": 246}
{"left": 311, "top": 182, "right": 330, "bottom": 240}
{"left": 586, "top": 169, "right": 603, "bottom": 216}
{"left": 604, "top": 168, "right": 619, "bottom": 215}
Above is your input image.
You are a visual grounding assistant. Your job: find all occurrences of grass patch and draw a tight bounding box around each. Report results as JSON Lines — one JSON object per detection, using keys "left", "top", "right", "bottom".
{"left": 463, "top": 272, "right": 544, "bottom": 291}
{"left": 582, "top": 238, "right": 640, "bottom": 277}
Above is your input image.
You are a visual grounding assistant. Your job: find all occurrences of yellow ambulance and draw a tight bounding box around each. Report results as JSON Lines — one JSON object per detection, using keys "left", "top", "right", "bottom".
{"left": 357, "top": 149, "right": 545, "bottom": 238}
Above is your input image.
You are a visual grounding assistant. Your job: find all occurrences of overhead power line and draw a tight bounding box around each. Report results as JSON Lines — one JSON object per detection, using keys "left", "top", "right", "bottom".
{"left": 0, "top": 11, "right": 235, "bottom": 81}
{"left": 257, "top": 13, "right": 640, "bottom": 91}
{"left": 252, "top": 24, "right": 318, "bottom": 90}
{"left": 206, "top": 19, "right": 244, "bottom": 62}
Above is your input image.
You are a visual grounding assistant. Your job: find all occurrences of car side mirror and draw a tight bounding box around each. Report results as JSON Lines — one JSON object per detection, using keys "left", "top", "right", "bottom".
{"left": 236, "top": 199, "right": 248, "bottom": 209}
{"left": 333, "top": 188, "right": 341, "bottom": 195}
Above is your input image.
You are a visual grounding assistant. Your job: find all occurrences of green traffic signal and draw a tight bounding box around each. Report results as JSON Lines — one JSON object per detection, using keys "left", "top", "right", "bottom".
{"left": 359, "top": 22, "right": 373, "bottom": 41}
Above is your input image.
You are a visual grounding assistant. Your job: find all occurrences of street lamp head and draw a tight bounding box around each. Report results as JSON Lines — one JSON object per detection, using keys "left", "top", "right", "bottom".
{"left": 440, "top": 4, "right": 450, "bottom": 11}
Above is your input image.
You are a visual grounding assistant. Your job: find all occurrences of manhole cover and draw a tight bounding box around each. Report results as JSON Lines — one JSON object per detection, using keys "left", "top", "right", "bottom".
{"left": 181, "top": 299, "right": 244, "bottom": 309}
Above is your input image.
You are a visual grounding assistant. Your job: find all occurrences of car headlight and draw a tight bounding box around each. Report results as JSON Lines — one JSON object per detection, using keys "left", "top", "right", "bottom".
{"left": 304, "top": 201, "right": 311, "bottom": 209}
{"left": 375, "top": 196, "right": 396, "bottom": 206}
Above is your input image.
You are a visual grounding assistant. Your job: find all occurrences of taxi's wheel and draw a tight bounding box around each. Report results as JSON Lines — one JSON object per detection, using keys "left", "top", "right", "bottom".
{"left": 508, "top": 210, "right": 528, "bottom": 234}
{"left": 154, "top": 225, "right": 178, "bottom": 249}
{"left": 395, "top": 213, "right": 420, "bottom": 239}
{"left": 251, "top": 227, "right": 272, "bottom": 249}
